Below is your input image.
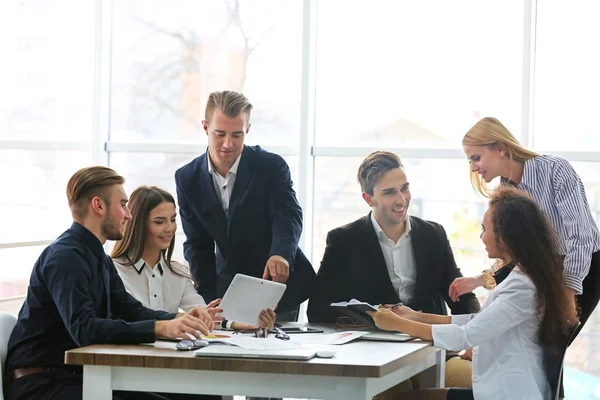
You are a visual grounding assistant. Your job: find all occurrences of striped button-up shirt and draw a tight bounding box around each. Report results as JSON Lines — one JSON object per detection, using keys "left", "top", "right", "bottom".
{"left": 503, "top": 155, "right": 600, "bottom": 294}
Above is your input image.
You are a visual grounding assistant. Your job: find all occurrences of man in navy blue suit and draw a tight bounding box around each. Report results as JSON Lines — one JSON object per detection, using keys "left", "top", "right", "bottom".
{"left": 175, "top": 90, "right": 314, "bottom": 319}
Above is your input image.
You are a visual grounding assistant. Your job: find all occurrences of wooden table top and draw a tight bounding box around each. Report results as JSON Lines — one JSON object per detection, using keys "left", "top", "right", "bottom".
{"left": 65, "top": 331, "right": 437, "bottom": 378}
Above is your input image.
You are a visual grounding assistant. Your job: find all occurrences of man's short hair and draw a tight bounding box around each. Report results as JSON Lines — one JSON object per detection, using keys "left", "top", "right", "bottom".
{"left": 357, "top": 151, "right": 404, "bottom": 195}
{"left": 204, "top": 90, "right": 253, "bottom": 122}
{"left": 66, "top": 166, "right": 125, "bottom": 220}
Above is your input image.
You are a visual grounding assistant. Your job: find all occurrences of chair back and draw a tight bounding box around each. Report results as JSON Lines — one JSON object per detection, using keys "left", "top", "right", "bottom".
{"left": 0, "top": 312, "right": 17, "bottom": 400}
{"left": 544, "top": 322, "right": 580, "bottom": 400}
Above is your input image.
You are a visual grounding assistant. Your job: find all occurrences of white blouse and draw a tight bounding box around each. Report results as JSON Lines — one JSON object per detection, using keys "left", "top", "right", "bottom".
{"left": 112, "top": 255, "right": 206, "bottom": 313}
{"left": 432, "top": 267, "right": 550, "bottom": 400}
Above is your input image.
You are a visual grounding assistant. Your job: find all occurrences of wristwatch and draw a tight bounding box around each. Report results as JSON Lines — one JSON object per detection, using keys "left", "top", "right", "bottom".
{"left": 220, "top": 319, "right": 234, "bottom": 330}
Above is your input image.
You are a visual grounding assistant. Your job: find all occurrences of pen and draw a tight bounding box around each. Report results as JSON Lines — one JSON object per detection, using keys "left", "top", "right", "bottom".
{"left": 387, "top": 302, "right": 403, "bottom": 309}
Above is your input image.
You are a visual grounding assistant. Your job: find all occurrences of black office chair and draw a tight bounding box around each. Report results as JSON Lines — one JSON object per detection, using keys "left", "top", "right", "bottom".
{"left": 544, "top": 322, "right": 581, "bottom": 400}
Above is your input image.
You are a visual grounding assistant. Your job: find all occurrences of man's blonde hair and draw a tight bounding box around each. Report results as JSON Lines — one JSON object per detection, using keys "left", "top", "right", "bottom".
{"left": 204, "top": 90, "right": 253, "bottom": 122}
{"left": 66, "top": 166, "right": 125, "bottom": 220}
{"left": 463, "top": 117, "right": 539, "bottom": 197}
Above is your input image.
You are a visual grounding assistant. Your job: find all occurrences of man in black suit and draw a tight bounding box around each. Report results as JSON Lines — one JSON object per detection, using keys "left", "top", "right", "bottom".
{"left": 175, "top": 90, "right": 314, "bottom": 319}
{"left": 308, "top": 151, "right": 480, "bottom": 394}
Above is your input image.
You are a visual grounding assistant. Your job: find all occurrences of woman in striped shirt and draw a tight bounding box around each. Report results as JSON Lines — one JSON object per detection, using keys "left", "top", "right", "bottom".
{"left": 453, "top": 116, "right": 600, "bottom": 336}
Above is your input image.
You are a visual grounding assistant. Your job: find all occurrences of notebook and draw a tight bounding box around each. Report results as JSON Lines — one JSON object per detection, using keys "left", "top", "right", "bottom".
{"left": 194, "top": 345, "right": 317, "bottom": 360}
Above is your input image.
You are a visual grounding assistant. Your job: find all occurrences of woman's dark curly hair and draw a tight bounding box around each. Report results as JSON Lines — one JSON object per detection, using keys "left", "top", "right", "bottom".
{"left": 488, "top": 188, "right": 573, "bottom": 353}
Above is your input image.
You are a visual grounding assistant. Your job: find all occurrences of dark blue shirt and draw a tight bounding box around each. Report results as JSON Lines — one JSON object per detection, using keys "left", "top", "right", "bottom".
{"left": 6, "top": 223, "right": 177, "bottom": 370}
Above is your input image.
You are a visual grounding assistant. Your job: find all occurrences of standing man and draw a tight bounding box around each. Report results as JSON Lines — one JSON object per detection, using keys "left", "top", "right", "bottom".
{"left": 4, "top": 166, "right": 217, "bottom": 400}
{"left": 175, "top": 90, "right": 314, "bottom": 319}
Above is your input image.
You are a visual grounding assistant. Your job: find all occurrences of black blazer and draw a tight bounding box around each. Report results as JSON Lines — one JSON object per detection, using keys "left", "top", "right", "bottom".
{"left": 175, "top": 145, "right": 315, "bottom": 312}
{"left": 307, "top": 213, "right": 481, "bottom": 323}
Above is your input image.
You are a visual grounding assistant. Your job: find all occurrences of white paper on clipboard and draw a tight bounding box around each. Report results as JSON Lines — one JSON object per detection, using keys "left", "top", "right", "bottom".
{"left": 218, "top": 274, "right": 286, "bottom": 326}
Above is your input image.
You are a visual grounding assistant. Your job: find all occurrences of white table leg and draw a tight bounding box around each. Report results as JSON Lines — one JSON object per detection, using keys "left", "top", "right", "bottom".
{"left": 83, "top": 365, "right": 112, "bottom": 400}
{"left": 419, "top": 349, "right": 446, "bottom": 388}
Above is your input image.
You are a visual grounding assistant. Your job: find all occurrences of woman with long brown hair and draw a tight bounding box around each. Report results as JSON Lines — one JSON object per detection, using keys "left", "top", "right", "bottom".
{"left": 369, "top": 188, "right": 575, "bottom": 400}
{"left": 111, "top": 186, "right": 275, "bottom": 329}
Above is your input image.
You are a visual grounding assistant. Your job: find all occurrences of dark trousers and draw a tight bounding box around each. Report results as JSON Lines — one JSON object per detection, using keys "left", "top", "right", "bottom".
{"left": 574, "top": 251, "right": 600, "bottom": 336}
{"left": 5, "top": 368, "right": 221, "bottom": 400}
{"left": 559, "top": 250, "right": 600, "bottom": 398}
{"left": 447, "top": 388, "right": 474, "bottom": 400}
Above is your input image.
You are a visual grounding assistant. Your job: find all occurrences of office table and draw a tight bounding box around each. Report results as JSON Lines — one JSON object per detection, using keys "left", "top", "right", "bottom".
{"left": 65, "top": 333, "right": 445, "bottom": 399}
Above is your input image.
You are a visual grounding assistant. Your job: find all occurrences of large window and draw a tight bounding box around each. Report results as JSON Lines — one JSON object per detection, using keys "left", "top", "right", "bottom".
{"left": 534, "top": 0, "right": 600, "bottom": 151}
{"left": 315, "top": 0, "right": 524, "bottom": 148}
{"left": 0, "top": 1, "right": 96, "bottom": 301}
{"left": 110, "top": 0, "right": 303, "bottom": 146}
{"left": 0, "top": 0, "right": 95, "bottom": 141}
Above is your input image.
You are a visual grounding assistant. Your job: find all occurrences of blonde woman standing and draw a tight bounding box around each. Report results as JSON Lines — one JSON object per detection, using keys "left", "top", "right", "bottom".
{"left": 449, "top": 117, "right": 600, "bottom": 398}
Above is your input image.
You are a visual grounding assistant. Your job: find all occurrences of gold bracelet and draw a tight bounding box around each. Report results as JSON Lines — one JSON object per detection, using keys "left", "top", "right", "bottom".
{"left": 481, "top": 269, "right": 497, "bottom": 290}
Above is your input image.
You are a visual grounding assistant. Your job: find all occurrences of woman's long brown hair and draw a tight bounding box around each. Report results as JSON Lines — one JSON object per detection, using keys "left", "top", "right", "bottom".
{"left": 488, "top": 188, "right": 573, "bottom": 353}
{"left": 111, "top": 185, "right": 189, "bottom": 279}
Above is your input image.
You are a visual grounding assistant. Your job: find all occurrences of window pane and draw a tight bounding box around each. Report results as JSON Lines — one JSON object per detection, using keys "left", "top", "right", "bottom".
{"left": 315, "top": 0, "right": 523, "bottom": 147}
{"left": 312, "top": 157, "right": 490, "bottom": 283}
{"left": 534, "top": 1, "right": 600, "bottom": 151}
{"left": 0, "top": 150, "right": 91, "bottom": 243}
{"left": 0, "top": 246, "right": 45, "bottom": 299}
{"left": 110, "top": 0, "right": 303, "bottom": 145}
{"left": 0, "top": 0, "right": 95, "bottom": 140}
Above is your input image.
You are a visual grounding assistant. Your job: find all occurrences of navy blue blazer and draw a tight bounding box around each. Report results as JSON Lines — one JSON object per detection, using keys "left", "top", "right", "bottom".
{"left": 175, "top": 145, "right": 315, "bottom": 312}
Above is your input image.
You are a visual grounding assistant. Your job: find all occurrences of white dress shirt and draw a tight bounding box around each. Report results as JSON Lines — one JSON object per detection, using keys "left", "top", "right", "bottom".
{"left": 432, "top": 267, "right": 550, "bottom": 400}
{"left": 208, "top": 153, "right": 242, "bottom": 214}
{"left": 113, "top": 255, "right": 206, "bottom": 313}
{"left": 370, "top": 213, "right": 417, "bottom": 304}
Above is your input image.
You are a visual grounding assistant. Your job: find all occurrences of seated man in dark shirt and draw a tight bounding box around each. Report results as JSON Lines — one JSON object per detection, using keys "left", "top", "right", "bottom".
{"left": 4, "top": 166, "right": 218, "bottom": 400}
{"left": 307, "top": 151, "right": 481, "bottom": 396}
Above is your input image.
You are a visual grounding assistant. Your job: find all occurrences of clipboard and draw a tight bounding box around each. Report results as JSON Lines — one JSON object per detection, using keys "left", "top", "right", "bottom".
{"left": 219, "top": 274, "right": 286, "bottom": 326}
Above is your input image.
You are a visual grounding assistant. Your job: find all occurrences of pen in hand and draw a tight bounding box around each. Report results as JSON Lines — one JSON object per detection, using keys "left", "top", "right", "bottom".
{"left": 381, "top": 302, "right": 403, "bottom": 309}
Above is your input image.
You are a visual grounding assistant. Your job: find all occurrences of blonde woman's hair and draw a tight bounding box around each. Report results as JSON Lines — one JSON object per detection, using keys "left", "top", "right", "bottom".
{"left": 463, "top": 117, "right": 539, "bottom": 197}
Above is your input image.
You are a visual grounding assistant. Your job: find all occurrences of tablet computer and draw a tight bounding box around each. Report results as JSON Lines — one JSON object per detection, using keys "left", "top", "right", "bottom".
{"left": 219, "top": 274, "right": 286, "bottom": 326}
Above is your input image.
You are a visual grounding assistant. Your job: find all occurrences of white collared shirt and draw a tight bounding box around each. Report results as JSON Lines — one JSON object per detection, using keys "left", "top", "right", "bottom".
{"left": 208, "top": 153, "right": 242, "bottom": 215}
{"left": 112, "top": 255, "right": 206, "bottom": 313}
{"left": 432, "top": 267, "right": 550, "bottom": 400}
{"left": 370, "top": 213, "right": 417, "bottom": 304}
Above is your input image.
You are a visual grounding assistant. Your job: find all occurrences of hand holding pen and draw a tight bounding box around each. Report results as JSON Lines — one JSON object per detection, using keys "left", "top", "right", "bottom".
{"left": 380, "top": 303, "right": 419, "bottom": 320}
